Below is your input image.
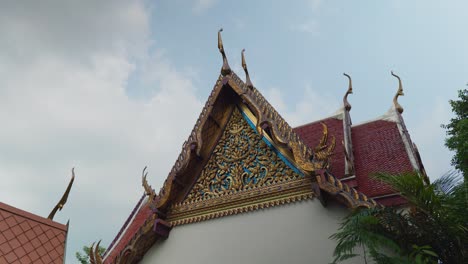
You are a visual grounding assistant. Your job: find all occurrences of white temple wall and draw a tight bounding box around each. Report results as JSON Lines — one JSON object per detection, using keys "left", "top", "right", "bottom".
{"left": 142, "top": 199, "right": 366, "bottom": 264}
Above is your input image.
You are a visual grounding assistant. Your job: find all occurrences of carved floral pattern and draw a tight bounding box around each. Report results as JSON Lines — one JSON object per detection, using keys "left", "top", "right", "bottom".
{"left": 185, "top": 107, "right": 301, "bottom": 202}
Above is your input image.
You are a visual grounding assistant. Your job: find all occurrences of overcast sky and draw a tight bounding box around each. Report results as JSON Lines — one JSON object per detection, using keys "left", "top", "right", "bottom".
{"left": 0, "top": 0, "right": 466, "bottom": 262}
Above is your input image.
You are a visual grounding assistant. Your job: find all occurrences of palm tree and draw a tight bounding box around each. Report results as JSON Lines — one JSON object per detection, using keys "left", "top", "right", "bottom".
{"left": 330, "top": 170, "right": 467, "bottom": 264}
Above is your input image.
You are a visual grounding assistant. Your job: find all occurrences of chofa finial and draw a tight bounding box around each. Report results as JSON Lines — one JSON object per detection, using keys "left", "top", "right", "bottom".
{"left": 142, "top": 166, "right": 156, "bottom": 205}
{"left": 391, "top": 71, "right": 404, "bottom": 114}
{"left": 343, "top": 73, "right": 353, "bottom": 111}
{"left": 89, "top": 240, "right": 103, "bottom": 264}
{"left": 241, "top": 49, "right": 253, "bottom": 89}
{"left": 48, "top": 168, "right": 75, "bottom": 220}
{"left": 218, "top": 28, "right": 231, "bottom": 76}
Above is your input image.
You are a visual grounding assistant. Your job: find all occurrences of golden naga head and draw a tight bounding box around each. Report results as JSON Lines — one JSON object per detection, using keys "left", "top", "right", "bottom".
{"left": 290, "top": 123, "right": 336, "bottom": 173}
{"left": 142, "top": 166, "right": 156, "bottom": 204}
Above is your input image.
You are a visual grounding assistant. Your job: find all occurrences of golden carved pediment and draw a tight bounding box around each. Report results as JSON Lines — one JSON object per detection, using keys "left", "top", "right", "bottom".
{"left": 185, "top": 107, "right": 302, "bottom": 202}
{"left": 167, "top": 106, "right": 314, "bottom": 226}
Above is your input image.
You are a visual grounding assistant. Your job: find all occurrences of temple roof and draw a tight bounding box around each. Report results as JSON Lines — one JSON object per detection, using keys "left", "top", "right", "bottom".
{"left": 292, "top": 71, "right": 425, "bottom": 206}
{"left": 101, "top": 31, "right": 426, "bottom": 264}
{"left": 294, "top": 111, "right": 419, "bottom": 206}
{"left": 0, "top": 202, "right": 68, "bottom": 264}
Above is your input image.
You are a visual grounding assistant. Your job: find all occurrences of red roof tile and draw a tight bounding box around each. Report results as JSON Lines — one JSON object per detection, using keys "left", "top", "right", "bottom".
{"left": 352, "top": 120, "right": 414, "bottom": 203}
{"left": 295, "top": 114, "right": 416, "bottom": 206}
{"left": 104, "top": 204, "right": 152, "bottom": 263}
{"left": 294, "top": 116, "right": 346, "bottom": 179}
{"left": 0, "top": 202, "right": 67, "bottom": 264}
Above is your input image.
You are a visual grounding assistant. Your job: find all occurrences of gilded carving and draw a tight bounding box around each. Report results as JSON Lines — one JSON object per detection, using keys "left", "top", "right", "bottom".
{"left": 151, "top": 75, "right": 225, "bottom": 209}
{"left": 185, "top": 107, "right": 301, "bottom": 202}
{"left": 142, "top": 166, "right": 156, "bottom": 206}
{"left": 89, "top": 241, "right": 103, "bottom": 264}
{"left": 314, "top": 170, "right": 377, "bottom": 209}
{"left": 314, "top": 122, "right": 336, "bottom": 167}
{"left": 290, "top": 122, "right": 336, "bottom": 173}
{"left": 169, "top": 191, "right": 314, "bottom": 226}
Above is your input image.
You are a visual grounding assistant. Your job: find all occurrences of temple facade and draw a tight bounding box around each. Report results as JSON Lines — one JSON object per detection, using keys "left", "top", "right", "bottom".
{"left": 97, "top": 31, "right": 427, "bottom": 264}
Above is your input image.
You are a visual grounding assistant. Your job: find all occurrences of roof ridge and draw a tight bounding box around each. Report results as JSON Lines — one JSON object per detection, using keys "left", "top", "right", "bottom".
{"left": 293, "top": 112, "right": 344, "bottom": 130}
{"left": 0, "top": 202, "right": 67, "bottom": 231}
{"left": 352, "top": 106, "right": 399, "bottom": 127}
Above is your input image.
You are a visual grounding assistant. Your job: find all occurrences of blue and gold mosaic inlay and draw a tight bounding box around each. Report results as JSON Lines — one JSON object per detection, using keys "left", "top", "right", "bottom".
{"left": 185, "top": 106, "right": 303, "bottom": 201}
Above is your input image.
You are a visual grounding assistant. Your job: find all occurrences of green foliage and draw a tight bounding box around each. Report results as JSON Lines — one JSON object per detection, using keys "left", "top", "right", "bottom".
{"left": 442, "top": 89, "right": 468, "bottom": 180}
{"left": 409, "top": 245, "right": 439, "bottom": 264}
{"left": 330, "top": 171, "right": 467, "bottom": 264}
{"left": 330, "top": 208, "right": 409, "bottom": 264}
{"left": 75, "top": 245, "right": 106, "bottom": 264}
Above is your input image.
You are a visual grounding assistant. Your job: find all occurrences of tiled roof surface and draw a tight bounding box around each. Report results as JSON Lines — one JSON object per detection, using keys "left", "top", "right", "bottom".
{"left": 0, "top": 202, "right": 67, "bottom": 264}
{"left": 293, "top": 117, "right": 346, "bottom": 179}
{"left": 295, "top": 116, "right": 414, "bottom": 206}
{"left": 352, "top": 120, "right": 413, "bottom": 200}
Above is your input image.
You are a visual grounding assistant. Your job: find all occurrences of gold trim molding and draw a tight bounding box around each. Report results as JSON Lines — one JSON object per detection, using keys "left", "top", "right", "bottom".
{"left": 168, "top": 177, "right": 315, "bottom": 226}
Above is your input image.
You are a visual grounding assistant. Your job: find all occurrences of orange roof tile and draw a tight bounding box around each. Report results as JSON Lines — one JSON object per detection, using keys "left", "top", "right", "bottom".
{"left": 0, "top": 202, "right": 68, "bottom": 264}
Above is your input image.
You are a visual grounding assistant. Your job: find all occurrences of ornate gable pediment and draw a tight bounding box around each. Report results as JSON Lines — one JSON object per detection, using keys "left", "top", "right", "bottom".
{"left": 167, "top": 105, "right": 316, "bottom": 226}
{"left": 103, "top": 31, "right": 380, "bottom": 264}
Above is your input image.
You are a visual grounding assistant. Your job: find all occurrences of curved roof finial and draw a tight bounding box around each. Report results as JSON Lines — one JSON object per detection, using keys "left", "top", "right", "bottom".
{"left": 48, "top": 168, "right": 75, "bottom": 220}
{"left": 391, "top": 71, "right": 404, "bottom": 114}
{"left": 95, "top": 240, "right": 103, "bottom": 264}
{"left": 142, "top": 166, "right": 156, "bottom": 204}
{"left": 89, "top": 240, "right": 103, "bottom": 264}
{"left": 343, "top": 73, "right": 353, "bottom": 111}
{"left": 241, "top": 49, "right": 253, "bottom": 89}
{"left": 218, "top": 28, "right": 231, "bottom": 76}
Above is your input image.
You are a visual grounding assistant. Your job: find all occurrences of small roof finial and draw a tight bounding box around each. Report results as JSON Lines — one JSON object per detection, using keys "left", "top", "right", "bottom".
{"left": 48, "top": 168, "right": 75, "bottom": 220}
{"left": 142, "top": 166, "right": 156, "bottom": 204}
{"left": 89, "top": 240, "right": 103, "bottom": 264}
{"left": 241, "top": 49, "right": 253, "bottom": 89}
{"left": 218, "top": 28, "right": 231, "bottom": 76}
{"left": 343, "top": 73, "right": 353, "bottom": 111}
{"left": 391, "top": 71, "right": 404, "bottom": 114}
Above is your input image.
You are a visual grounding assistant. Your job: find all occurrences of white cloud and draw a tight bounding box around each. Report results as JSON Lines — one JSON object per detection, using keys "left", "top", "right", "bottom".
{"left": 0, "top": 1, "right": 202, "bottom": 262}
{"left": 193, "top": 0, "right": 217, "bottom": 14}
{"left": 0, "top": 1, "right": 150, "bottom": 63}
{"left": 263, "top": 86, "right": 339, "bottom": 127}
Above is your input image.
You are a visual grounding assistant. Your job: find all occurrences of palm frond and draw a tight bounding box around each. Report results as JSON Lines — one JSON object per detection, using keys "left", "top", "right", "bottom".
{"left": 330, "top": 208, "right": 402, "bottom": 263}
{"left": 432, "top": 169, "right": 463, "bottom": 195}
